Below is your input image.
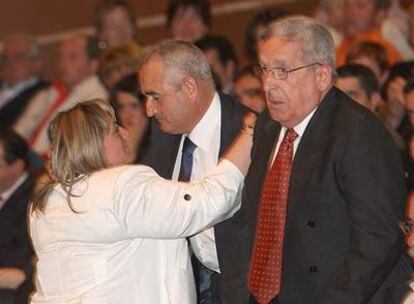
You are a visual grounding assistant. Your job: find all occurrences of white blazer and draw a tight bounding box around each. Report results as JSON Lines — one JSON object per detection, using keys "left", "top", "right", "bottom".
{"left": 29, "top": 161, "right": 243, "bottom": 304}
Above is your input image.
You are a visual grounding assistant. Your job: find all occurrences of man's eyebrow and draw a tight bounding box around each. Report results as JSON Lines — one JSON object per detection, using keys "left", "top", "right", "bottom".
{"left": 142, "top": 90, "right": 159, "bottom": 96}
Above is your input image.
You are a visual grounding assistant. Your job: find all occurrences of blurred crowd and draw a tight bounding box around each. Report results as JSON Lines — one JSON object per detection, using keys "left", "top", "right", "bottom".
{"left": 1, "top": 0, "right": 414, "bottom": 303}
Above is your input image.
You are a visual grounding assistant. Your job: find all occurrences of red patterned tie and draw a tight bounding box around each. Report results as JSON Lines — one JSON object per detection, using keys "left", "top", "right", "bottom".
{"left": 248, "top": 128, "right": 298, "bottom": 304}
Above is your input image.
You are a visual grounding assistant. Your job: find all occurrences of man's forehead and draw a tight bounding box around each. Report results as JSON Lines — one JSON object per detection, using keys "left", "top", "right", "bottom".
{"left": 259, "top": 41, "right": 301, "bottom": 66}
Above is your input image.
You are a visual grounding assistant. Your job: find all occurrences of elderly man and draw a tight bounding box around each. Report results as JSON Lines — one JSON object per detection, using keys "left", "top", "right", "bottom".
{"left": 243, "top": 16, "right": 409, "bottom": 304}
{"left": 13, "top": 35, "right": 107, "bottom": 157}
{"left": 0, "top": 33, "right": 48, "bottom": 128}
{"left": 140, "top": 40, "right": 249, "bottom": 304}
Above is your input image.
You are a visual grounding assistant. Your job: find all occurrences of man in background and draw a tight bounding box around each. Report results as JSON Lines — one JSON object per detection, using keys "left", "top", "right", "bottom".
{"left": 13, "top": 35, "right": 108, "bottom": 157}
{"left": 195, "top": 35, "right": 238, "bottom": 94}
{"left": 0, "top": 33, "right": 48, "bottom": 128}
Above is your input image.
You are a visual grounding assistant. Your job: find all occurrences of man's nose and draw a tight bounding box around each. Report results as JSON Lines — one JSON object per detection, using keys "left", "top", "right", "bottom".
{"left": 145, "top": 98, "right": 156, "bottom": 117}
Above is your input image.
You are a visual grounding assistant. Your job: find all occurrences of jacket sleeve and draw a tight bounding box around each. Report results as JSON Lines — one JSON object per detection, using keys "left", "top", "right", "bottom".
{"left": 319, "top": 115, "right": 406, "bottom": 303}
{"left": 112, "top": 160, "right": 244, "bottom": 239}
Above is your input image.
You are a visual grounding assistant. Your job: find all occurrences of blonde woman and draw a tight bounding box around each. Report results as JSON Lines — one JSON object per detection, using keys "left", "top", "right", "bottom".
{"left": 29, "top": 99, "right": 253, "bottom": 304}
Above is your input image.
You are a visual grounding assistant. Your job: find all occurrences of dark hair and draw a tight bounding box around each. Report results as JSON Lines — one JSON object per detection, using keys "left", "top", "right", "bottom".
{"left": 244, "top": 7, "right": 289, "bottom": 63}
{"left": 337, "top": 64, "right": 379, "bottom": 98}
{"left": 111, "top": 73, "right": 143, "bottom": 101}
{"left": 375, "top": 0, "right": 391, "bottom": 10}
{"left": 94, "top": 0, "right": 138, "bottom": 39}
{"left": 381, "top": 61, "right": 414, "bottom": 100}
{"left": 404, "top": 79, "right": 414, "bottom": 94}
{"left": 86, "top": 36, "right": 101, "bottom": 60}
{"left": 346, "top": 41, "right": 389, "bottom": 75}
{"left": 166, "top": 0, "right": 211, "bottom": 29}
{"left": 0, "top": 127, "right": 29, "bottom": 169}
{"left": 234, "top": 65, "right": 259, "bottom": 82}
{"left": 110, "top": 73, "right": 144, "bottom": 120}
{"left": 195, "top": 34, "right": 238, "bottom": 67}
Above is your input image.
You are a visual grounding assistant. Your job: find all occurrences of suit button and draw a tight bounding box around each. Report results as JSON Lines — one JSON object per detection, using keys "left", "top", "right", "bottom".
{"left": 184, "top": 194, "right": 192, "bottom": 201}
{"left": 307, "top": 220, "right": 316, "bottom": 227}
{"left": 309, "top": 266, "right": 318, "bottom": 273}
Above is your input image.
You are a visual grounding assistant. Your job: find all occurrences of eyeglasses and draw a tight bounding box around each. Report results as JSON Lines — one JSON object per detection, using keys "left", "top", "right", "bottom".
{"left": 399, "top": 217, "right": 414, "bottom": 235}
{"left": 254, "top": 62, "right": 321, "bottom": 80}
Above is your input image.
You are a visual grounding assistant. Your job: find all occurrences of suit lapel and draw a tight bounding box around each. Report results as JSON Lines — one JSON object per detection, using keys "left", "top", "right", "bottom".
{"left": 218, "top": 92, "right": 243, "bottom": 157}
{"left": 285, "top": 88, "right": 338, "bottom": 234}
{"left": 144, "top": 119, "right": 182, "bottom": 179}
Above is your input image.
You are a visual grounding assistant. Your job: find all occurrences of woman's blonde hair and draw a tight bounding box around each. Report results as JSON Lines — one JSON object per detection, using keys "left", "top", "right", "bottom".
{"left": 31, "top": 99, "right": 116, "bottom": 214}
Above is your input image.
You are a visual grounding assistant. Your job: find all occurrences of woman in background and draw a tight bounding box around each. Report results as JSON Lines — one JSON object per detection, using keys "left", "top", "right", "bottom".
{"left": 110, "top": 73, "right": 149, "bottom": 163}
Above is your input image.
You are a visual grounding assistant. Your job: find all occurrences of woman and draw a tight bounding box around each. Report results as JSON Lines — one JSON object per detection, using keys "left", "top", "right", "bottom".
{"left": 110, "top": 73, "right": 149, "bottom": 163}
{"left": 29, "top": 99, "right": 252, "bottom": 304}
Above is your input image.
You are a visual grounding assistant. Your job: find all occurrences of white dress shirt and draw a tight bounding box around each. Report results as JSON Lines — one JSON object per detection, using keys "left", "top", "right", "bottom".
{"left": 171, "top": 92, "right": 224, "bottom": 272}
{"left": 30, "top": 162, "right": 243, "bottom": 304}
{"left": 271, "top": 108, "right": 317, "bottom": 165}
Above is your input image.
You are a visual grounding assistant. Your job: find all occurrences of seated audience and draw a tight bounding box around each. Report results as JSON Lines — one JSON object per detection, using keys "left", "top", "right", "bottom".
{"left": 29, "top": 99, "right": 252, "bottom": 304}
{"left": 110, "top": 73, "right": 149, "bottom": 163}
{"left": 195, "top": 34, "right": 238, "bottom": 94}
{"left": 313, "top": 0, "right": 345, "bottom": 47}
{"left": 336, "top": 63, "right": 405, "bottom": 150}
{"left": 0, "top": 33, "right": 48, "bottom": 128}
{"left": 13, "top": 35, "right": 108, "bottom": 157}
{"left": 380, "top": 61, "right": 414, "bottom": 142}
{"left": 0, "top": 128, "right": 34, "bottom": 304}
{"left": 93, "top": 0, "right": 139, "bottom": 50}
{"left": 345, "top": 41, "right": 390, "bottom": 84}
{"left": 98, "top": 42, "right": 142, "bottom": 88}
{"left": 166, "top": 0, "right": 210, "bottom": 42}
{"left": 337, "top": 0, "right": 402, "bottom": 66}
{"left": 234, "top": 65, "right": 266, "bottom": 113}
{"left": 244, "top": 7, "right": 289, "bottom": 64}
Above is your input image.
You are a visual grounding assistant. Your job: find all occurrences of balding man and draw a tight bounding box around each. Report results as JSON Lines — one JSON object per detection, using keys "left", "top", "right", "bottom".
{"left": 140, "top": 40, "right": 249, "bottom": 304}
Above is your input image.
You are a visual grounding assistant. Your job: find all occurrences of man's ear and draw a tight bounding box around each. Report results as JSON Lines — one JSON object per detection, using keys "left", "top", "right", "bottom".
{"left": 181, "top": 76, "right": 198, "bottom": 101}
{"left": 316, "top": 64, "right": 333, "bottom": 92}
{"left": 370, "top": 91, "right": 383, "bottom": 111}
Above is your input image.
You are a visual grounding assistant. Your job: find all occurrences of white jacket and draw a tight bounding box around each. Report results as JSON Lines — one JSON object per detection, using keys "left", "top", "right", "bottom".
{"left": 29, "top": 161, "right": 243, "bottom": 304}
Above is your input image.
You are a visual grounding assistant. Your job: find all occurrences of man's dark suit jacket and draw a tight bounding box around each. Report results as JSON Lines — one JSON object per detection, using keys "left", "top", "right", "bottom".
{"left": 242, "top": 87, "right": 411, "bottom": 304}
{"left": 0, "top": 80, "right": 48, "bottom": 128}
{"left": 141, "top": 92, "right": 250, "bottom": 304}
{"left": 0, "top": 176, "right": 34, "bottom": 303}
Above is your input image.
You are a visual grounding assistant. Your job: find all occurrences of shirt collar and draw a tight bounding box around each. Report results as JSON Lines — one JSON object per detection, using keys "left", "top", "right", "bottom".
{"left": 293, "top": 107, "right": 318, "bottom": 137}
{"left": 187, "top": 92, "right": 221, "bottom": 151}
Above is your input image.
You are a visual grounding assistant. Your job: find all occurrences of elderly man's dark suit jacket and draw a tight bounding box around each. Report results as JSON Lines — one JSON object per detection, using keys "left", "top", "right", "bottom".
{"left": 242, "top": 87, "right": 411, "bottom": 304}
{"left": 0, "top": 176, "right": 34, "bottom": 303}
{"left": 0, "top": 79, "right": 48, "bottom": 128}
{"left": 141, "top": 92, "right": 250, "bottom": 304}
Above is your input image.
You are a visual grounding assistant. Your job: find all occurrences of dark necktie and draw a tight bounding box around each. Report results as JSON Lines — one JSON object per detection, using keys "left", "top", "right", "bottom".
{"left": 178, "top": 136, "right": 197, "bottom": 182}
{"left": 248, "top": 128, "right": 298, "bottom": 304}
